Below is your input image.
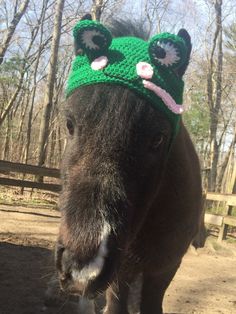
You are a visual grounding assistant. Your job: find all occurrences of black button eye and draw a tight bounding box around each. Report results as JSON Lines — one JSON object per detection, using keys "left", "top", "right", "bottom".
{"left": 66, "top": 119, "right": 74, "bottom": 135}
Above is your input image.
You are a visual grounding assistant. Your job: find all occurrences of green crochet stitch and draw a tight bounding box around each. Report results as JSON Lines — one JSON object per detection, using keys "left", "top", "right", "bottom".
{"left": 66, "top": 19, "right": 188, "bottom": 137}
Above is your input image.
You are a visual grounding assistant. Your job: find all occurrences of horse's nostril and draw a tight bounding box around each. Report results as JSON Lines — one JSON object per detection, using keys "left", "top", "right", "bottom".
{"left": 55, "top": 246, "right": 76, "bottom": 282}
{"left": 56, "top": 247, "right": 74, "bottom": 290}
{"left": 60, "top": 274, "right": 67, "bottom": 281}
{"left": 59, "top": 271, "right": 71, "bottom": 283}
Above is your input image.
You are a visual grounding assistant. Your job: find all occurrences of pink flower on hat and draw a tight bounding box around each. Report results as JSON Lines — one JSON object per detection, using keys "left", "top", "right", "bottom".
{"left": 136, "top": 62, "right": 154, "bottom": 79}
{"left": 91, "top": 56, "right": 108, "bottom": 70}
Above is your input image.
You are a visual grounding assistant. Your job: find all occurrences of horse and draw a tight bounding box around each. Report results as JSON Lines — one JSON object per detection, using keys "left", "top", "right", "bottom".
{"left": 55, "top": 15, "right": 203, "bottom": 314}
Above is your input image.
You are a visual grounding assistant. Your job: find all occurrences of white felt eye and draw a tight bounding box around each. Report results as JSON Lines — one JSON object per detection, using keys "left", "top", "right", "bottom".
{"left": 81, "top": 29, "right": 106, "bottom": 50}
{"left": 153, "top": 42, "right": 180, "bottom": 67}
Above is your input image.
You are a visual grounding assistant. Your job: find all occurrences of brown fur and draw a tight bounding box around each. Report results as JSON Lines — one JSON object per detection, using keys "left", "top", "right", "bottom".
{"left": 56, "top": 20, "right": 201, "bottom": 314}
{"left": 56, "top": 84, "right": 202, "bottom": 314}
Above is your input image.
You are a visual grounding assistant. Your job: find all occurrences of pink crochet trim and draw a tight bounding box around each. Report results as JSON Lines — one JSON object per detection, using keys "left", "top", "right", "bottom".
{"left": 136, "top": 62, "right": 154, "bottom": 79}
{"left": 143, "top": 80, "right": 184, "bottom": 114}
{"left": 91, "top": 56, "right": 108, "bottom": 70}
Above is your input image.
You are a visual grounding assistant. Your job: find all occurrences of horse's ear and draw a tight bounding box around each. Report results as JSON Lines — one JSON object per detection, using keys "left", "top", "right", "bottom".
{"left": 176, "top": 29, "right": 192, "bottom": 77}
{"left": 74, "top": 14, "right": 92, "bottom": 55}
{"left": 80, "top": 13, "right": 92, "bottom": 21}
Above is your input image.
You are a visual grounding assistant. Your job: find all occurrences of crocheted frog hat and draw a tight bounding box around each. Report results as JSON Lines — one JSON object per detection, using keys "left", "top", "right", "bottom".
{"left": 66, "top": 17, "right": 190, "bottom": 137}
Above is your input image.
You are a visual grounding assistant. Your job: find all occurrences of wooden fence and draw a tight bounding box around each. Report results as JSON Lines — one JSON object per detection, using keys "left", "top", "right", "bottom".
{"left": 0, "top": 160, "right": 235, "bottom": 241}
{"left": 0, "top": 160, "right": 60, "bottom": 192}
{"left": 204, "top": 192, "right": 236, "bottom": 242}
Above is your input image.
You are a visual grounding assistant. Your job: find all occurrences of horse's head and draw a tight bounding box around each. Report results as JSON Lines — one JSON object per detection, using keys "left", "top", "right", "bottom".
{"left": 56, "top": 16, "right": 191, "bottom": 298}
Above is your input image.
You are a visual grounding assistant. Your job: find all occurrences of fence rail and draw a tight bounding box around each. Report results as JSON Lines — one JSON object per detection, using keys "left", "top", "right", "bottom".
{"left": 0, "top": 160, "right": 60, "bottom": 178}
{"left": 0, "top": 160, "right": 235, "bottom": 241}
{"left": 206, "top": 192, "right": 236, "bottom": 206}
{"left": 205, "top": 192, "right": 236, "bottom": 242}
{"left": 0, "top": 160, "right": 60, "bottom": 192}
{"left": 0, "top": 177, "right": 60, "bottom": 192}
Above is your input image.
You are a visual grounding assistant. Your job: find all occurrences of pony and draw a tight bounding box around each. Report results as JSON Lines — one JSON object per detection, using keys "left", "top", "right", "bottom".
{"left": 55, "top": 15, "right": 202, "bottom": 314}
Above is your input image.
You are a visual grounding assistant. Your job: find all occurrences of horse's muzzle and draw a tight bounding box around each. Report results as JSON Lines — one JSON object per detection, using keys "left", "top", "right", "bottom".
{"left": 55, "top": 240, "right": 111, "bottom": 298}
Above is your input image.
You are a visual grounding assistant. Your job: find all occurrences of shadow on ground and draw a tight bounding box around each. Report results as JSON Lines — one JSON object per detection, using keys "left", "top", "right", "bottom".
{"left": 0, "top": 241, "right": 79, "bottom": 314}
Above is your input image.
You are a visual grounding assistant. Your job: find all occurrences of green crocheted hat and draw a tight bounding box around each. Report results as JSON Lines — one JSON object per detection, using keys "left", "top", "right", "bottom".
{"left": 66, "top": 19, "right": 189, "bottom": 137}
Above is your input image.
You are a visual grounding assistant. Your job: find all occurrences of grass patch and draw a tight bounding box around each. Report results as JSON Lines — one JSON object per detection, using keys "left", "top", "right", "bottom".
{"left": 0, "top": 186, "right": 57, "bottom": 208}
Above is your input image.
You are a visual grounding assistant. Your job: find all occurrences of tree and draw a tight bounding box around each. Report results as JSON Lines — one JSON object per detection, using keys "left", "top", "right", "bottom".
{"left": 206, "top": 0, "right": 223, "bottom": 192}
{"left": 144, "top": 0, "right": 171, "bottom": 36}
{"left": 0, "top": 0, "right": 30, "bottom": 65}
{"left": 91, "top": 0, "right": 124, "bottom": 21}
{"left": 91, "top": 0, "right": 104, "bottom": 21}
{"left": 24, "top": 0, "right": 49, "bottom": 165}
{"left": 37, "top": 0, "right": 65, "bottom": 169}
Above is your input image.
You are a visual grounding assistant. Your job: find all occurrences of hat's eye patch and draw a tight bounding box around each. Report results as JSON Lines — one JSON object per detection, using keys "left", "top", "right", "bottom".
{"left": 151, "top": 41, "right": 180, "bottom": 67}
{"left": 73, "top": 20, "right": 112, "bottom": 57}
{"left": 148, "top": 33, "right": 187, "bottom": 70}
{"left": 81, "top": 29, "right": 107, "bottom": 51}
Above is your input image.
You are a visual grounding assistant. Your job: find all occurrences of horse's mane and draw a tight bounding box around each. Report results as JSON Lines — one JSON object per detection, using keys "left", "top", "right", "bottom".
{"left": 105, "top": 18, "right": 149, "bottom": 40}
{"left": 106, "top": 19, "right": 191, "bottom": 78}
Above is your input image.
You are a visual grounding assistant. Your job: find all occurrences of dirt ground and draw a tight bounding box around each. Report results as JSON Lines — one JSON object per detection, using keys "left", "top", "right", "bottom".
{"left": 0, "top": 203, "right": 236, "bottom": 314}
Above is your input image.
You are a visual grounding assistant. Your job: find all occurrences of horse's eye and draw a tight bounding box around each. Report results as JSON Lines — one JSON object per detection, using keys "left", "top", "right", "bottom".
{"left": 66, "top": 119, "right": 74, "bottom": 135}
{"left": 150, "top": 135, "right": 164, "bottom": 152}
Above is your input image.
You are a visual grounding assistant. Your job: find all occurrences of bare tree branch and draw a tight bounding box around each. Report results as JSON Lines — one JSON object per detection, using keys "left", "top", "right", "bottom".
{"left": 0, "top": 0, "right": 30, "bottom": 64}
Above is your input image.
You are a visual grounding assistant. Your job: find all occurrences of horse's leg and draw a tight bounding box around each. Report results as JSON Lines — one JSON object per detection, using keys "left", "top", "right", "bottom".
{"left": 103, "top": 280, "right": 129, "bottom": 314}
{"left": 140, "top": 264, "right": 180, "bottom": 314}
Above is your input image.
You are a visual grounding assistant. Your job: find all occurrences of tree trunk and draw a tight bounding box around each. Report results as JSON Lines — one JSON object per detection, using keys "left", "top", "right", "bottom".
{"left": 2, "top": 115, "right": 11, "bottom": 160}
{"left": 48, "top": 128, "right": 56, "bottom": 167}
{"left": 217, "top": 124, "right": 236, "bottom": 192}
{"left": 57, "top": 125, "right": 62, "bottom": 167}
{"left": 0, "top": 9, "right": 44, "bottom": 128}
{"left": 25, "top": 0, "right": 49, "bottom": 165}
{"left": 91, "top": 0, "right": 104, "bottom": 21}
{"left": 0, "top": 74, "right": 25, "bottom": 127}
{"left": 0, "top": 0, "right": 30, "bottom": 64}
{"left": 207, "top": 0, "right": 223, "bottom": 192}
{"left": 37, "top": 0, "right": 65, "bottom": 171}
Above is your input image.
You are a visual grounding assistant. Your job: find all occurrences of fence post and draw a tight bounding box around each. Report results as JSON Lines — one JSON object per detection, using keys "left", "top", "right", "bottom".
{"left": 217, "top": 201, "right": 231, "bottom": 242}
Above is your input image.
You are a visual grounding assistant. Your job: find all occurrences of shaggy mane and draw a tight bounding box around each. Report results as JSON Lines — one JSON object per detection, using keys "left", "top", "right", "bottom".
{"left": 105, "top": 18, "right": 149, "bottom": 40}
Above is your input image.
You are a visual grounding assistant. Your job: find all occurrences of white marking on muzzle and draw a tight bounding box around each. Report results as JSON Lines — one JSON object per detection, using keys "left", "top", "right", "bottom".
{"left": 72, "top": 221, "right": 111, "bottom": 284}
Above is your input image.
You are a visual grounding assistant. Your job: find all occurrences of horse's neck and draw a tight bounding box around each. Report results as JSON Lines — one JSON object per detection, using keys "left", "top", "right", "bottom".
{"left": 158, "top": 121, "right": 202, "bottom": 202}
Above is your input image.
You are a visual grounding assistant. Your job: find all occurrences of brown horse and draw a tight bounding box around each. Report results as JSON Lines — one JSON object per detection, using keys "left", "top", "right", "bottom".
{"left": 55, "top": 18, "right": 202, "bottom": 314}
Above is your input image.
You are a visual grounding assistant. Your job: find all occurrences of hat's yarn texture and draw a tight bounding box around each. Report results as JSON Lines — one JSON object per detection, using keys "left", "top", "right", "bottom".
{"left": 67, "top": 20, "right": 188, "bottom": 137}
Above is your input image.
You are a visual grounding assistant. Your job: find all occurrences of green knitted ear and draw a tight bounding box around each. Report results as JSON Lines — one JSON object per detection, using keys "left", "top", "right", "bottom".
{"left": 148, "top": 33, "right": 187, "bottom": 69}
{"left": 73, "top": 20, "right": 112, "bottom": 58}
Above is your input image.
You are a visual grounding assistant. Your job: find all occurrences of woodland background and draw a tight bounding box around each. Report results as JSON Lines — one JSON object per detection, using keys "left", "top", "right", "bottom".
{"left": 0, "top": 0, "right": 235, "bottom": 194}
